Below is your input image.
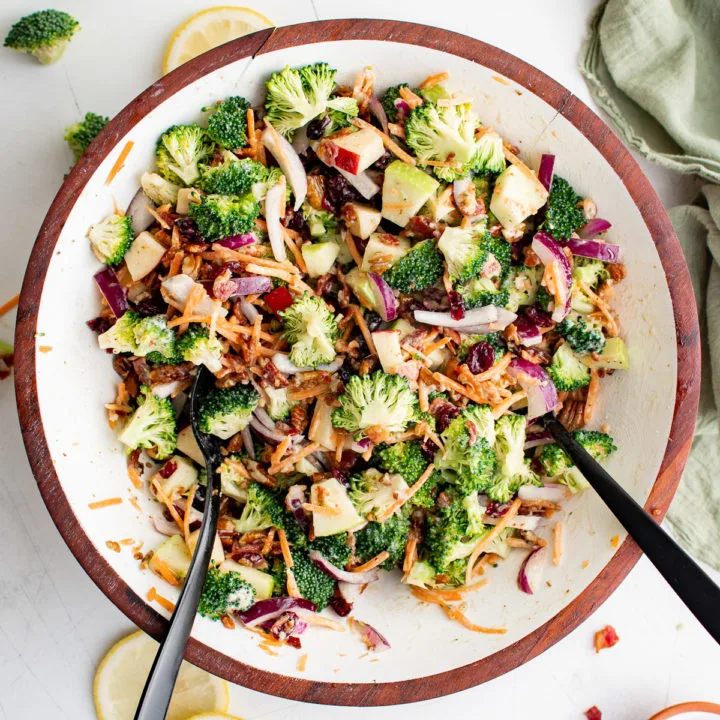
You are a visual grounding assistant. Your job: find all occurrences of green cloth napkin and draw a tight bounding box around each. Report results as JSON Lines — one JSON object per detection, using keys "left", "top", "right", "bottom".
{"left": 580, "top": 0, "right": 720, "bottom": 569}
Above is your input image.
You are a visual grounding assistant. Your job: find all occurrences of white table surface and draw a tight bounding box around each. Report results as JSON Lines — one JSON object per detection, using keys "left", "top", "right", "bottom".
{"left": 1, "top": 1, "right": 718, "bottom": 718}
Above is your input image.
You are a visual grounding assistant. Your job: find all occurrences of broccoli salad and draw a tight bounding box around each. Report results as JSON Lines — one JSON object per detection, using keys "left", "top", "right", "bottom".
{"left": 87, "top": 64, "right": 628, "bottom": 649}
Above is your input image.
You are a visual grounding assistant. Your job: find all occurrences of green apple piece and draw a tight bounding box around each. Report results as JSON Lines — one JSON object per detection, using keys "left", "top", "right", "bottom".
{"left": 310, "top": 478, "right": 364, "bottom": 537}
{"left": 583, "top": 337, "right": 630, "bottom": 371}
{"left": 382, "top": 160, "right": 440, "bottom": 227}
{"left": 220, "top": 559, "right": 275, "bottom": 600}
{"left": 372, "top": 329, "right": 404, "bottom": 374}
{"left": 361, "top": 232, "right": 410, "bottom": 273}
{"left": 302, "top": 242, "right": 340, "bottom": 278}
{"left": 344, "top": 202, "right": 382, "bottom": 239}
{"left": 489, "top": 164, "right": 548, "bottom": 230}
{"left": 150, "top": 535, "right": 191, "bottom": 581}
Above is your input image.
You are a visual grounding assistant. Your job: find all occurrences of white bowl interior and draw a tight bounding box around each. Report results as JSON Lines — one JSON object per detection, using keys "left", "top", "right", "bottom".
{"left": 33, "top": 40, "right": 676, "bottom": 684}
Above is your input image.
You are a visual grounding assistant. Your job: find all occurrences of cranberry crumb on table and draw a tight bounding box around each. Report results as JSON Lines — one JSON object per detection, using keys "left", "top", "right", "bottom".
{"left": 594, "top": 624, "right": 620, "bottom": 653}
{"left": 85, "top": 63, "right": 628, "bottom": 650}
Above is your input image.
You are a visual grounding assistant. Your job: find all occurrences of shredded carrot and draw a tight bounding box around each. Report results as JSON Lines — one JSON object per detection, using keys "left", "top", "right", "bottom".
{"left": 491, "top": 390, "right": 527, "bottom": 419}
{"left": 270, "top": 442, "right": 320, "bottom": 475}
{"left": 106, "top": 541, "right": 121, "bottom": 553}
{"left": 261, "top": 527, "right": 276, "bottom": 556}
{"left": 151, "top": 478, "right": 185, "bottom": 532}
{"left": 553, "top": 521, "right": 563, "bottom": 566}
{"left": 577, "top": 280, "right": 619, "bottom": 336}
{"left": 128, "top": 496, "right": 142, "bottom": 513}
{"left": 421, "top": 158, "right": 463, "bottom": 170}
{"left": 334, "top": 430, "right": 345, "bottom": 463}
{"left": 126, "top": 456, "right": 142, "bottom": 489}
{"left": 410, "top": 587, "right": 506, "bottom": 634}
{"left": 350, "top": 306, "right": 376, "bottom": 355}
{"left": 342, "top": 228, "right": 364, "bottom": 268}
{"left": 303, "top": 502, "right": 341, "bottom": 516}
{"left": 584, "top": 369, "right": 600, "bottom": 425}
{"left": 221, "top": 615, "right": 236, "bottom": 630}
{"left": 245, "top": 263, "right": 296, "bottom": 283}
{"left": 423, "top": 336, "right": 451, "bottom": 356}
{"left": 418, "top": 381, "right": 429, "bottom": 413}
{"left": 302, "top": 613, "right": 346, "bottom": 631}
{"left": 288, "top": 385, "right": 329, "bottom": 401}
{"left": 277, "top": 527, "right": 293, "bottom": 569}
{"left": 286, "top": 566, "right": 300, "bottom": 598}
{"left": 258, "top": 642, "right": 279, "bottom": 656}
{"left": 352, "top": 551, "right": 390, "bottom": 573}
{"left": 213, "top": 247, "right": 296, "bottom": 271}
{"left": 283, "top": 231, "right": 308, "bottom": 274}
{"left": 88, "top": 497, "right": 122, "bottom": 510}
{"left": 431, "top": 372, "right": 484, "bottom": 404}
{"left": 270, "top": 436, "right": 292, "bottom": 466}
{"left": 0, "top": 293, "right": 20, "bottom": 318}
{"left": 246, "top": 108, "right": 256, "bottom": 156}
{"left": 105, "top": 141, "right": 134, "bottom": 185}
{"left": 419, "top": 71, "right": 449, "bottom": 89}
{"left": 350, "top": 117, "right": 417, "bottom": 165}
{"left": 376, "top": 463, "right": 435, "bottom": 522}
{"left": 150, "top": 557, "right": 181, "bottom": 587}
{"left": 398, "top": 85, "right": 424, "bottom": 108}
{"left": 403, "top": 536, "right": 418, "bottom": 573}
{"left": 472, "top": 352, "right": 512, "bottom": 382}
{"left": 297, "top": 653, "right": 309, "bottom": 672}
{"left": 183, "top": 485, "right": 197, "bottom": 548}
{"left": 147, "top": 586, "right": 176, "bottom": 613}
{"left": 119, "top": 537, "right": 135, "bottom": 546}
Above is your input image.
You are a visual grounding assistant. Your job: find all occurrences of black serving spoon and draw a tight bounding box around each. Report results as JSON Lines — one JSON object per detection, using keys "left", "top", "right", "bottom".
{"left": 134, "top": 367, "right": 223, "bottom": 720}
{"left": 543, "top": 414, "right": 720, "bottom": 645}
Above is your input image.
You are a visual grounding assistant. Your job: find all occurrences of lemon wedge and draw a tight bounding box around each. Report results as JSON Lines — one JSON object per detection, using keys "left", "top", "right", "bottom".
{"left": 163, "top": 6, "right": 273, "bottom": 74}
{"left": 94, "top": 631, "right": 230, "bottom": 720}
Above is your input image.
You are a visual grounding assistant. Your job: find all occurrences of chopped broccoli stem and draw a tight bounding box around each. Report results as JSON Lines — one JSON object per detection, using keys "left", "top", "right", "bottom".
{"left": 204, "top": 96, "right": 251, "bottom": 149}
{"left": 4, "top": 9, "right": 80, "bottom": 65}
{"left": 118, "top": 386, "right": 177, "bottom": 460}
{"left": 197, "top": 384, "right": 260, "bottom": 439}
{"left": 383, "top": 240, "right": 444, "bottom": 293}
{"left": 198, "top": 566, "right": 255, "bottom": 620}
{"left": 279, "top": 293, "right": 339, "bottom": 369}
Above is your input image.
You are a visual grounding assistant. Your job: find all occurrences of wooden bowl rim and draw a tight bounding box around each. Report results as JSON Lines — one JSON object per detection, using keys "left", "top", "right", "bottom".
{"left": 14, "top": 19, "right": 700, "bottom": 706}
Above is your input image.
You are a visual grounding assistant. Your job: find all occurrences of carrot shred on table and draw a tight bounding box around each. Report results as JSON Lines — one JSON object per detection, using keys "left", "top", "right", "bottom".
{"left": 105, "top": 141, "right": 134, "bottom": 185}
{"left": 553, "top": 521, "right": 563, "bottom": 566}
{"left": 297, "top": 653, "right": 309, "bottom": 672}
{"left": 0, "top": 293, "right": 19, "bottom": 318}
{"left": 88, "top": 497, "right": 122, "bottom": 510}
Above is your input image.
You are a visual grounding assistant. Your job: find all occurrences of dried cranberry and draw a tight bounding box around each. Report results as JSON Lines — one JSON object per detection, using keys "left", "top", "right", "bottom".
{"left": 284, "top": 208, "right": 307, "bottom": 234}
{"left": 158, "top": 460, "right": 177, "bottom": 479}
{"left": 433, "top": 401, "right": 460, "bottom": 433}
{"left": 448, "top": 291, "right": 465, "bottom": 321}
{"left": 525, "top": 305, "right": 554, "bottom": 328}
{"left": 174, "top": 216, "right": 201, "bottom": 243}
{"left": 286, "top": 636, "right": 302, "bottom": 649}
{"left": 298, "top": 147, "right": 317, "bottom": 170}
{"left": 134, "top": 292, "right": 166, "bottom": 317}
{"left": 371, "top": 149, "right": 392, "bottom": 170}
{"left": 329, "top": 591, "right": 352, "bottom": 617}
{"left": 420, "top": 436, "right": 440, "bottom": 461}
{"left": 336, "top": 359, "right": 352, "bottom": 383}
{"left": 364, "top": 311, "right": 382, "bottom": 332}
{"left": 86, "top": 316, "right": 111, "bottom": 334}
{"left": 332, "top": 468, "right": 350, "bottom": 488}
{"left": 335, "top": 450, "right": 358, "bottom": 471}
{"left": 306, "top": 114, "right": 331, "bottom": 139}
{"left": 585, "top": 707, "right": 602, "bottom": 720}
{"left": 466, "top": 341, "right": 495, "bottom": 374}
{"left": 322, "top": 171, "right": 362, "bottom": 215}
{"left": 485, "top": 500, "right": 511, "bottom": 518}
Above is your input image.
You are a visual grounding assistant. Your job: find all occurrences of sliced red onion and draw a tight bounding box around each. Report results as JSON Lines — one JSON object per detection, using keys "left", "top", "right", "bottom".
{"left": 151, "top": 514, "right": 180, "bottom": 536}
{"left": 265, "top": 179, "right": 287, "bottom": 262}
{"left": 285, "top": 484, "right": 310, "bottom": 533}
{"left": 531, "top": 231, "right": 572, "bottom": 322}
{"left": 518, "top": 546, "right": 547, "bottom": 595}
{"left": 349, "top": 618, "right": 391, "bottom": 652}
{"left": 395, "top": 99, "right": 410, "bottom": 117}
{"left": 518, "top": 483, "right": 571, "bottom": 503}
{"left": 513, "top": 315, "right": 542, "bottom": 347}
{"left": 238, "top": 596, "right": 316, "bottom": 628}
{"left": 238, "top": 298, "right": 259, "bottom": 323}
{"left": 337, "top": 167, "right": 380, "bottom": 200}
{"left": 249, "top": 416, "right": 286, "bottom": 444}
{"left": 228, "top": 276, "right": 273, "bottom": 296}
{"left": 262, "top": 123, "right": 307, "bottom": 211}
{"left": 537, "top": 154, "right": 555, "bottom": 192}
{"left": 508, "top": 357, "right": 559, "bottom": 420}
{"left": 566, "top": 238, "right": 621, "bottom": 263}
{"left": 414, "top": 306, "right": 498, "bottom": 329}
{"left": 368, "top": 94, "right": 389, "bottom": 134}
{"left": 338, "top": 581, "right": 364, "bottom": 604}
{"left": 453, "top": 177, "right": 484, "bottom": 220}
{"left": 241, "top": 426, "right": 255, "bottom": 460}
{"left": 215, "top": 232, "right": 256, "bottom": 249}
{"left": 368, "top": 272, "right": 397, "bottom": 322}
{"left": 94, "top": 267, "right": 129, "bottom": 318}
{"left": 352, "top": 437, "right": 372, "bottom": 453}
{"left": 126, "top": 188, "right": 155, "bottom": 235}
{"left": 494, "top": 307, "right": 519, "bottom": 330}
{"left": 253, "top": 406, "right": 276, "bottom": 430}
{"left": 524, "top": 430, "right": 554, "bottom": 449}
{"left": 271, "top": 353, "right": 345, "bottom": 375}
{"left": 578, "top": 218, "right": 612, "bottom": 239}
{"left": 309, "top": 550, "right": 379, "bottom": 585}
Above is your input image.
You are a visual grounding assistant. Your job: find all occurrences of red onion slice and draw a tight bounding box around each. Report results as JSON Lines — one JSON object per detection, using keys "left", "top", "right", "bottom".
{"left": 532, "top": 231, "right": 572, "bottom": 322}
{"left": 151, "top": 514, "right": 180, "bottom": 536}
{"left": 126, "top": 188, "right": 155, "bottom": 235}
{"left": 260, "top": 612, "right": 309, "bottom": 637}
{"left": 537, "top": 154, "right": 555, "bottom": 192}
{"left": 265, "top": 179, "right": 287, "bottom": 263}
{"left": 352, "top": 437, "right": 372, "bottom": 453}
{"left": 518, "top": 546, "right": 547, "bottom": 594}
{"left": 337, "top": 168, "right": 380, "bottom": 200}
{"left": 395, "top": 99, "right": 410, "bottom": 118}
{"left": 238, "top": 596, "right": 316, "bottom": 628}
{"left": 253, "top": 406, "right": 276, "bottom": 430}
{"left": 578, "top": 218, "right": 612, "bottom": 239}
{"left": 94, "top": 267, "right": 129, "bottom": 318}
{"left": 215, "top": 232, "right": 256, "bottom": 249}
{"left": 524, "top": 430, "right": 554, "bottom": 449}
{"left": 414, "top": 306, "right": 498, "bottom": 329}
{"left": 241, "top": 426, "right": 255, "bottom": 460}
{"left": 368, "top": 94, "right": 389, "bottom": 134}
{"left": 508, "top": 357, "right": 559, "bottom": 420}
{"left": 494, "top": 307, "right": 519, "bottom": 330}
{"left": 262, "top": 122, "right": 307, "bottom": 211}
{"left": 518, "top": 483, "right": 570, "bottom": 503}
{"left": 566, "top": 238, "right": 621, "bottom": 263}
{"left": 229, "top": 276, "right": 273, "bottom": 296}
{"left": 309, "top": 550, "right": 379, "bottom": 585}
{"left": 513, "top": 315, "right": 542, "bottom": 347}
{"left": 349, "top": 618, "right": 391, "bottom": 652}
{"left": 249, "top": 416, "right": 287, "bottom": 444}
{"left": 368, "top": 272, "right": 398, "bottom": 322}
{"left": 286, "top": 485, "right": 310, "bottom": 533}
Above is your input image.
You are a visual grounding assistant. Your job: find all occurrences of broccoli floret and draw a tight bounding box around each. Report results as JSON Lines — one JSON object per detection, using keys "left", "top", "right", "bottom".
{"left": 156, "top": 124, "right": 214, "bottom": 186}
{"left": 535, "top": 286, "right": 554, "bottom": 313}
{"left": 405, "top": 102, "right": 479, "bottom": 181}
{"left": 197, "top": 384, "right": 260, "bottom": 440}
{"left": 487, "top": 414, "right": 539, "bottom": 502}
{"left": 380, "top": 84, "right": 410, "bottom": 123}
{"left": 118, "top": 386, "right": 177, "bottom": 459}
{"left": 456, "top": 332, "right": 505, "bottom": 362}
{"left": 456, "top": 276, "right": 509, "bottom": 309}
{"left": 264, "top": 385, "right": 296, "bottom": 421}
{"left": 288, "top": 547, "right": 337, "bottom": 609}
{"left": 199, "top": 158, "right": 269, "bottom": 196}
{"left": 235, "top": 482, "right": 285, "bottom": 534}
{"left": 437, "top": 226, "right": 495, "bottom": 284}
{"left": 573, "top": 257, "right": 609, "bottom": 289}
{"left": 541, "top": 176, "right": 585, "bottom": 240}
{"left": 279, "top": 292, "right": 339, "bottom": 369}
{"left": 176, "top": 324, "right": 223, "bottom": 373}
{"left": 332, "top": 371, "right": 419, "bottom": 437}
{"left": 471, "top": 129, "right": 506, "bottom": 176}
{"left": 141, "top": 171, "right": 180, "bottom": 207}
{"left": 264, "top": 62, "right": 358, "bottom": 138}
{"left": 537, "top": 443, "right": 573, "bottom": 478}
{"left": 375, "top": 440, "right": 440, "bottom": 508}
{"left": 188, "top": 192, "right": 260, "bottom": 241}
{"left": 198, "top": 566, "right": 255, "bottom": 620}
{"left": 219, "top": 454, "right": 251, "bottom": 503}
{"left": 434, "top": 405, "right": 496, "bottom": 495}
{"left": 133, "top": 315, "right": 176, "bottom": 360}
{"left": 574, "top": 429, "right": 618, "bottom": 458}
{"left": 87, "top": 213, "right": 132, "bottom": 266}
{"left": 383, "top": 240, "right": 444, "bottom": 293}
{"left": 349, "top": 468, "right": 409, "bottom": 520}
{"left": 354, "top": 514, "right": 411, "bottom": 569}
{"left": 4, "top": 9, "right": 79, "bottom": 65}
{"left": 251, "top": 166, "right": 284, "bottom": 203}
{"left": 555, "top": 315, "right": 606, "bottom": 355}
{"left": 503, "top": 265, "right": 543, "bottom": 312}
{"left": 302, "top": 203, "right": 338, "bottom": 238}
{"left": 405, "top": 560, "right": 437, "bottom": 588}
{"left": 547, "top": 342, "right": 591, "bottom": 391}
{"left": 204, "top": 96, "right": 251, "bottom": 149}
{"left": 97, "top": 310, "right": 140, "bottom": 354}
{"left": 64, "top": 112, "right": 109, "bottom": 162}
{"left": 308, "top": 533, "right": 351, "bottom": 567}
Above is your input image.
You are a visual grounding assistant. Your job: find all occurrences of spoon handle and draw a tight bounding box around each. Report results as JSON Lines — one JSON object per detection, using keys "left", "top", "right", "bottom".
{"left": 133, "top": 466, "right": 220, "bottom": 719}
{"left": 544, "top": 415, "right": 720, "bottom": 645}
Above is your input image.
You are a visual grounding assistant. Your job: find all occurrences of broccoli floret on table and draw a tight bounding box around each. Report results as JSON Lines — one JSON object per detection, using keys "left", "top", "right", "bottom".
{"left": 199, "top": 158, "right": 269, "bottom": 196}
{"left": 87, "top": 213, "right": 132, "bottom": 266}
{"left": 118, "top": 386, "right": 177, "bottom": 460}
{"left": 383, "top": 240, "right": 444, "bottom": 293}
{"left": 198, "top": 566, "right": 255, "bottom": 620}
{"left": 486, "top": 413, "right": 539, "bottom": 502}
{"left": 541, "top": 175, "right": 585, "bottom": 240}
{"left": 65, "top": 112, "right": 109, "bottom": 161}
{"left": 354, "top": 514, "right": 411, "bottom": 570}
{"left": 197, "top": 384, "right": 260, "bottom": 439}
{"left": 133, "top": 315, "right": 176, "bottom": 360}
{"left": 188, "top": 192, "right": 260, "bottom": 241}
{"left": 234, "top": 482, "right": 285, "bottom": 534}
{"left": 555, "top": 315, "right": 606, "bottom": 355}
{"left": 380, "top": 84, "right": 410, "bottom": 123}
{"left": 279, "top": 292, "right": 339, "bottom": 369}
{"left": 97, "top": 310, "right": 141, "bottom": 354}
{"left": 141, "top": 171, "right": 181, "bottom": 207}
{"left": 4, "top": 9, "right": 80, "bottom": 65}
{"left": 332, "top": 371, "right": 419, "bottom": 437}
{"left": 176, "top": 324, "right": 223, "bottom": 373}
{"left": 547, "top": 342, "right": 591, "bottom": 391}
{"left": 204, "top": 95, "right": 251, "bottom": 149}
{"left": 156, "top": 124, "right": 214, "bottom": 186}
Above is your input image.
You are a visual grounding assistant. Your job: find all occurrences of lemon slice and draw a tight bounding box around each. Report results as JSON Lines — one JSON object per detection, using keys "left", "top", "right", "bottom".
{"left": 186, "top": 714, "right": 244, "bottom": 720}
{"left": 94, "top": 631, "right": 230, "bottom": 720}
{"left": 163, "top": 6, "right": 273, "bottom": 74}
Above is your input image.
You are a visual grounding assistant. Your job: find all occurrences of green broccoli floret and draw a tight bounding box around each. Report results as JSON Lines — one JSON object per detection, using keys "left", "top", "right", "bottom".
{"left": 487, "top": 414, "right": 539, "bottom": 502}
{"left": 437, "top": 226, "right": 495, "bottom": 284}
{"left": 235, "top": 482, "right": 285, "bottom": 534}
{"left": 456, "top": 332, "right": 505, "bottom": 362}
{"left": 289, "top": 547, "right": 337, "bottom": 609}
{"left": 349, "top": 468, "right": 409, "bottom": 520}
{"left": 434, "top": 404, "right": 496, "bottom": 495}
{"left": 133, "top": 315, "right": 176, "bottom": 360}
{"left": 87, "top": 213, "right": 132, "bottom": 266}
{"left": 456, "top": 276, "right": 509, "bottom": 309}
{"left": 188, "top": 192, "right": 260, "bottom": 241}
{"left": 4, "top": 9, "right": 80, "bottom": 65}
{"left": 555, "top": 315, "right": 606, "bottom": 355}
{"left": 471, "top": 129, "right": 506, "bottom": 176}
{"left": 535, "top": 286, "right": 554, "bottom": 313}
{"left": 118, "top": 386, "right": 177, "bottom": 459}
{"left": 375, "top": 440, "right": 440, "bottom": 508}
{"left": 503, "top": 265, "right": 543, "bottom": 312}
{"left": 383, "top": 240, "right": 444, "bottom": 293}
{"left": 198, "top": 566, "right": 255, "bottom": 620}
{"left": 573, "top": 257, "right": 609, "bottom": 289}
{"left": 537, "top": 444, "right": 573, "bottom": 478}
{"left": 548, "top": 342, "right": 591, "bottom": 391}
{"left": 574, "top": 429, "right": 618, "bottom": 458}
{"left": 405, "top": 102, "right": 479, "bottom": 181}
{"left": 199, "top": 158, "right": 269, "bottom": 196}
{"left": 156, "top": 124, "right": 214, "bottom": 186}
{"left": 308, "top": 533, "right": 351, "bottom": 567}
{"left": 65, "top": 112, "right": 109, "bottom": 161}
{"left": 141, "top": 171, "right": 180, "bottom": 207}
{"left": 332, "top": 371, "right": 419, "bottom": 437}
{"left": 302, "top": 203, "right": 338, "bottom": 238}
{"left": 354, "top": 514, "right": 411, "bottom": 569}
{"left": 204, "top": 96, "right": 251, "bottom": 149}
{"left": 380, "top": 84, "right": 410, "bottom": 123}
{"left": 97, "top": 310, "right": 140, "bottom": 354}
{"left": 176, "top": 324, "right": 223, "bottom": 373}
{"left": 542, "top": 176, "right": 585, "bottom": 241}
{"left": 279, "top": 292, "right": 339, "bottom": 369}
{"left": 264, "top": 62, "right": 358, "bottom": 138}
{"left": 405, "top": 560, "right": 438, "bottom": 588}
{"left": 264, "top": 385, "right": 296, "bottom": 421}
{"left": 197, "top": 384, "right": 260, "bottom": 440}
{"left": 251, "top": 166, "right": 284, "bottom": 203}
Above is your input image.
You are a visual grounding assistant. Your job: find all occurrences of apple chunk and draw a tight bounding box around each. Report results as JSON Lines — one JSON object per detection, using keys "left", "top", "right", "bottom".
{"left": 342, "top": 202, "right": 382, "bottom": 239}
{"left": 317, "top": 128, "right": 384, "bottom": 175}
